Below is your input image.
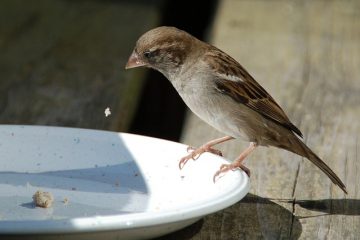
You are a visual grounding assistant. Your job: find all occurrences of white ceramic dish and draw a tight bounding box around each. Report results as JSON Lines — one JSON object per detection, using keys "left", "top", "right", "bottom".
{"left": 0, "top": 125, "right": 249, "bottom": 239}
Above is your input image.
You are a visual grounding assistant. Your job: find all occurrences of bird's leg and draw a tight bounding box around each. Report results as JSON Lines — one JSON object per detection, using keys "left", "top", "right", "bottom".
{"left": 213, "top": 142, "right": 257, "bottom": 182}
{"left": 179, "top": 136, "right": 234, "bottom": 169}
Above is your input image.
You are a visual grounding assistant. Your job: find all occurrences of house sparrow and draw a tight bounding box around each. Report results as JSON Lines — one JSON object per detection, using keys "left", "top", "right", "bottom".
{"left": 125, "top": 26, "right": 347, "bottom": 194}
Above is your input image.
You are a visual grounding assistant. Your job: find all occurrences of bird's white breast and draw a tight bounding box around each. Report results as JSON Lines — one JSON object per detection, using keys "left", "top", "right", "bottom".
{"left": 171, "top": 75, "right": 251, "bottom": 141}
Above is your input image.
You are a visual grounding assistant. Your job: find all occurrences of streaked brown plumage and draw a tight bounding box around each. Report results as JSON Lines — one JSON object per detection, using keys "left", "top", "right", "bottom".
{"left": 125, "top": 26, "right": 347, "bottom": 194}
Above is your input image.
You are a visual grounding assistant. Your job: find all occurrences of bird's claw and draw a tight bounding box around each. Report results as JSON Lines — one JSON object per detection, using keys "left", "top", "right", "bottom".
{"left": 179, "top": 156, "right": 188, "bottom": 169}
{"left": 179, "top": 145, "right": 223, "bottom": 169}
{"left": 178, "top": 150, "right": 201, "bottom": 170}
{"left": 213, "top": 163, "right": 250, "bottom": 183}
{"left": 213, "top": 164, "right": 232, "bottom": 183}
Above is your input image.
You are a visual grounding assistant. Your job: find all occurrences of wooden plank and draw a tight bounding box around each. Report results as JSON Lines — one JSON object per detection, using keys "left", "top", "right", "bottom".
{"left": 0, "top": 0, "right": 160, "bottom": 131}
{"left": 289, "top": 1, "right": 360, "bottom": 239}
{"left": 177, "top": 0, "right": 360, "bottom": 239}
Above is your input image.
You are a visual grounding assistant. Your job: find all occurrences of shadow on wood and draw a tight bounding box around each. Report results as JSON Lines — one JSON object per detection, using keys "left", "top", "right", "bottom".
{"left": 156, "top": 193, "right": 302, "bottom": 239}
{"left": 281, "top": 199, "right": 360, "bottom": 216}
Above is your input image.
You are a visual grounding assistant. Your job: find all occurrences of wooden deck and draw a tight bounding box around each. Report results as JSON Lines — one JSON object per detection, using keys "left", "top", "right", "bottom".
{"left": 0, "top": 0, "right": 159, "bottom": 131}
{"left": 0, "top": 0, "right": 359, "bottom": 239}
{"left": 176, "top": 0, "right": 360, "bottom": 239}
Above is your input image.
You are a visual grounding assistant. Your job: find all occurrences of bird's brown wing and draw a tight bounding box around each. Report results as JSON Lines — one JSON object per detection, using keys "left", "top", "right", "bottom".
{"left": 205, "top": 49, "right": 303, "bottom": 137}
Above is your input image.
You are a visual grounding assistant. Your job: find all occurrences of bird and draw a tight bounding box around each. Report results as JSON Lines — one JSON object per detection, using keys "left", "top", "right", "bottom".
{"left": 125, "top": 26, "right": 347, "bottom": 194}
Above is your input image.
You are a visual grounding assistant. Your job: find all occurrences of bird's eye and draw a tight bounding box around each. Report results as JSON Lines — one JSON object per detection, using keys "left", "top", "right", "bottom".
{"left": 143, "top": 50, "right": 152, "bottom": 59}
{"left": 143, "top": 49, "right": 159, "bottom": 59}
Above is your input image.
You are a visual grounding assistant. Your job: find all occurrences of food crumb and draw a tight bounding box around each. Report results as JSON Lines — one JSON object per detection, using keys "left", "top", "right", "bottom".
{"left": 32, "top": 190, "right": 54, "bottom": 208}
{"left": 63, "top": 198, "right": 69, "bottom": 205}
{"left": 104, "top": 107, "right": 111, "bottom": 117}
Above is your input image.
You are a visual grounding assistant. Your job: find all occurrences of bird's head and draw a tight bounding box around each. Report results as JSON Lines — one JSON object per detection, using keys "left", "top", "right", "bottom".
{"left": 126, "top": 26, "right": 198, "bottom": 79}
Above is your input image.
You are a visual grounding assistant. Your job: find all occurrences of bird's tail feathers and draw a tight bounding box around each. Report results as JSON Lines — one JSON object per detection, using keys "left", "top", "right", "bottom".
{"left": 280, "top": 134, "right": 347, "bottom": 194}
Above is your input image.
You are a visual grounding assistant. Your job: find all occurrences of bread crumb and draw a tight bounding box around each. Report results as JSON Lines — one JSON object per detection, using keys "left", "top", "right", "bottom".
{"left": 63, "top": 197, "right": 69, "bottom": 205}
{"left": 32, "top": 190, "right": 54, "bottom": 208}
{"left": 104, "top": 107, "right": 111, "bottom": 117}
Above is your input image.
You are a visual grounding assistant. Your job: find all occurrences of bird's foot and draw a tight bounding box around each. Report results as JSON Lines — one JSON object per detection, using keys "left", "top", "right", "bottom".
{"left": 187, "top": 145, "right": 223, "bottom": 157}
{"left": 213, "top": 162, "right": 250, "bottom": 183}
{"left": 213, "top": 142, "right": 256, "bottom": 182}
{"left": 179, "top": 145, "right": 223, "bottom": 169}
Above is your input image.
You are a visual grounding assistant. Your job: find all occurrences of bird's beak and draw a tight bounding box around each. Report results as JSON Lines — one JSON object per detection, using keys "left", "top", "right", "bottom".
{"left": 125, "top": 50, "right": 147, "bottom": 69}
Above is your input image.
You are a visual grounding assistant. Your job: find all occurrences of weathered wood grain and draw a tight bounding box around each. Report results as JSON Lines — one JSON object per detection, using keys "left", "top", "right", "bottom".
{"left": 1, "top": 0, "right": 359, "bottom": 239}
{"left": 0, "top": 0, "right": 159, "bottom": 131}
{"left": 178, "top": 0, "right": 360, "bottom": 239}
